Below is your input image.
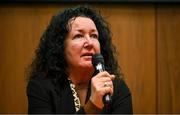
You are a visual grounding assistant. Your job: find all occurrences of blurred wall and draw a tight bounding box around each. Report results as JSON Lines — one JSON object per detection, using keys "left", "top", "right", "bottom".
{"left": 0, "top": 3, "right": 179, "bottom": 114}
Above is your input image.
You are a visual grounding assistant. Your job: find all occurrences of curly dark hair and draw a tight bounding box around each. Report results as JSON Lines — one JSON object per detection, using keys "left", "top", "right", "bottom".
{"left": 28, "top": 5, "right": 122, "bottom": 84}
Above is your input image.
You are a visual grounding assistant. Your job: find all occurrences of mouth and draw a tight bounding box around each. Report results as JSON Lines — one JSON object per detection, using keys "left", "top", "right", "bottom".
{"left": 81, "top": 53, "right": 93, "bottom": 57}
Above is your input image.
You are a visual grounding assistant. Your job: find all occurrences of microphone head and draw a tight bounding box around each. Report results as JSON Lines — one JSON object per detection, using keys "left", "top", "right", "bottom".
{"left": 92, "top": 54, "right": 104, "bottom": 67}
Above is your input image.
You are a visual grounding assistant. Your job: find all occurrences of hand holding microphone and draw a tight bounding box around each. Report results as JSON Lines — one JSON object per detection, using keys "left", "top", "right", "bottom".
{"left": 90, "top": 54, "right": 115, "bottom": 109}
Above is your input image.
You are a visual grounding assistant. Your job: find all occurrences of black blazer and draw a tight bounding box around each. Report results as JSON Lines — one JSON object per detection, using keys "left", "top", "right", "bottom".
{"left": 27, "top": 76, "right": 133, "bottom": 114}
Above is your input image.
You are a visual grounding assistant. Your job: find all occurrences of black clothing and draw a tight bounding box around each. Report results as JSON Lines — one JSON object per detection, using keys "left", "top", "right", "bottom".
{"left": 27, "top": 77, "right": 133, "bottom": 114}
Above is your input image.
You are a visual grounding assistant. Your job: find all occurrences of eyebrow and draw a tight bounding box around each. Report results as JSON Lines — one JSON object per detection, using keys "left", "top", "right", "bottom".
{"left": 75, "top": 28, "right": 98, "bottom": 33}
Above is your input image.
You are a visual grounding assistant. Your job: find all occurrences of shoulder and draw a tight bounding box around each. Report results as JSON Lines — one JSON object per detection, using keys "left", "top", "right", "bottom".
{"left": 27, "top": 77, "right": 57, "bottom": 96}
{"left": 112, "top": 77, "right": 131, "bottom": 99}
{"left": 108, "top": 77, "right": 133, "bottom": 114}
{"left": 113, "top": 77, "right": 129, "bottom": 89}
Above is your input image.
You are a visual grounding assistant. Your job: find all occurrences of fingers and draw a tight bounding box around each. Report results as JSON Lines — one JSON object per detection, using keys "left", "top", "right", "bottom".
{"left": 101, "top": 82, "right": 114, "bottom": 96}
{"left": 95, "top": 71, "right": 115, "bottom": 80}
{"left": 92, "top": 72, "right": 114, "bottom": 88}
{"left": 90, "top": 79, "right": 114, "bottom": 108}
{"left": 104, "top": 81, "right": 113, "bottom": 88}
{"left": 90, "top": 71, "right": 115, "bottom": 108}
{"left": 92, "top": 71, "right": 114, "bottom": 90}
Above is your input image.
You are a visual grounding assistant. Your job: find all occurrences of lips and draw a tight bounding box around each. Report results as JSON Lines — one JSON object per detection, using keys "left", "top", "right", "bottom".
{"left": 81, "top": 52, "right": 93, "bottom": 57}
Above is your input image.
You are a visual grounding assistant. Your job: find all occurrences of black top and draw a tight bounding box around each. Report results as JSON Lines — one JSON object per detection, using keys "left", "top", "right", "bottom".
{"left": 27, "top": 76, "right": 133, "bottom": 114}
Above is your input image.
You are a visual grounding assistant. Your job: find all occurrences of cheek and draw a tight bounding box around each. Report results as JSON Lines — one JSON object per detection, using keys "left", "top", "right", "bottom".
{"left": 66, "top": 42, "right": 82, "bottom": 59}
{"left": 71, "top": 42, "right": 82, "bottom": 52}
{"left": 65, "top": 46, "right": 78, "bottom": 67}
{"left": 95, "top": 41, "right": 101, "bottom": 54}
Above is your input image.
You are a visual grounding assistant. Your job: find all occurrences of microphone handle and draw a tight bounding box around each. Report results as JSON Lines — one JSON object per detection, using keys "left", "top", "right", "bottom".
{"left": 97, "top": 65, "right": 112, "bottom": 105}
{"left": 103, "top": 93, "right": 111, "bottom": 105}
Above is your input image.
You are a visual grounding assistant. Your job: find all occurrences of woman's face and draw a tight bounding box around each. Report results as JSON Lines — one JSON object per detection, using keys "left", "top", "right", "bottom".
{"left": 64, "top": 16, "right": 100, "bottom": 71}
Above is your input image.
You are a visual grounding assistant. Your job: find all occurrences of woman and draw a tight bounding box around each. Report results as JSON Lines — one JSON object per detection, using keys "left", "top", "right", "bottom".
{"left": 27, "top": 5, "right": 133, "bottom": 114}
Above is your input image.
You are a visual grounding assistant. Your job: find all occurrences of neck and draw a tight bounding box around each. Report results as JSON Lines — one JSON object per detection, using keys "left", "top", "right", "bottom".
{"left": 68, "top": 68, "right": 93, "bottom": 86}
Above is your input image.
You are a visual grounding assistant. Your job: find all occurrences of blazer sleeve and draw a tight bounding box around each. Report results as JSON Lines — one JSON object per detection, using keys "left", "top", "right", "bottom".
{"left": 111, "top": 78, "right": 133, "bottom": 114}
{"left": 27, "top": 79, "right": 53, "bottom": 113}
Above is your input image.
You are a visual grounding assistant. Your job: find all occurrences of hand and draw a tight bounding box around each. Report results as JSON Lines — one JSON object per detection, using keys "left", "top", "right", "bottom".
{"left": 90, "top": 71, "right": 115, "bottom": 109}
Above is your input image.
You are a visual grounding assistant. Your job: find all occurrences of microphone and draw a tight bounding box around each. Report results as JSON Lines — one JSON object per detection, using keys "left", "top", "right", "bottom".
{"left": 92, "top": 54, "right": 112, "bottom": 106}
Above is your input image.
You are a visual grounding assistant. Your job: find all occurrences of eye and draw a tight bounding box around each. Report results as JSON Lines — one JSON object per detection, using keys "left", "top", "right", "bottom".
{"left": 91, "top": 34, "right": 98, "bottom": 39}
{"left": 74, "top": 34, "right": 83, "bottom": 39}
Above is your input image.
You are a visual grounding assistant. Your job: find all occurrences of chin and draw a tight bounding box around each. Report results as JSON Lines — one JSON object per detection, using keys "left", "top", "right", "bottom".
{"left": 82, "top": 64, "right": 93, "bottom": 69}
{"left": 85, "top": 65, "right": 93, "bottom": 69}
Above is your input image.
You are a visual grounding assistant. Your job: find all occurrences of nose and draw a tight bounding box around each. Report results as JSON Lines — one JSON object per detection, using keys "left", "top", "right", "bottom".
{"left": 84, "top": 36, "right": 93, "bottom": 48}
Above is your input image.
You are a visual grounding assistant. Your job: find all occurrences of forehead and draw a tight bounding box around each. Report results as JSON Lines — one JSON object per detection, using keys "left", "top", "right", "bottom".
{"left": 68, "top": 16, "right": 97, "bottom": 30}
